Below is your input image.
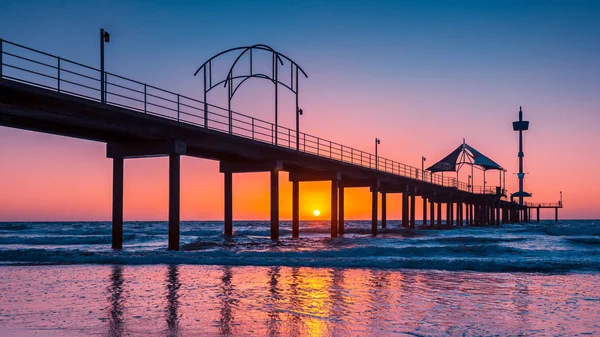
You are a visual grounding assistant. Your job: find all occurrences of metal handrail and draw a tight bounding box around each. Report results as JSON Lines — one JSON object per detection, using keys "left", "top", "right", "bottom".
{"left": 524, "top": 202, "right": 562, "bottom": 208}
{"left": 0, "top": 38, "right": 499, "bottom": 194}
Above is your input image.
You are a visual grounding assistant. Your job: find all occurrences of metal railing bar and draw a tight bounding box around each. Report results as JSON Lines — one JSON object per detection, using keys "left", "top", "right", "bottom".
{"left": 1, "top": 51, "right": 57, "bottom": 69}
{"left": 2, "top": 64, "right": 58, "bottom": 81}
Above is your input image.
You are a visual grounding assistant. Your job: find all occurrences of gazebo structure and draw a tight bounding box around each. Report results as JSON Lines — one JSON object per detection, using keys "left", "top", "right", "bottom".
{"left": 427, "top": 139, "right": 506, "bottom": 195}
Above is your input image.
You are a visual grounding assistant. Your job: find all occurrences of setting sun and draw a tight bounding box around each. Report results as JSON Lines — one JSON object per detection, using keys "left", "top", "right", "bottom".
{"left": 313, "top": 209, "right": 321, "bottom": 217}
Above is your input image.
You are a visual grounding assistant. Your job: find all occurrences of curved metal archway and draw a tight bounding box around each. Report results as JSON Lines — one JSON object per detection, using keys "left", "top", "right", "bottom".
{"left": 194, "top": 44, "right": 308, "bottom": 148}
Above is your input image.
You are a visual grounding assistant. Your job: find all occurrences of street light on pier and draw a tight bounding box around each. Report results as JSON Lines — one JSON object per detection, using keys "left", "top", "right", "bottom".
{"left": 375, "top": 138, "right": 381, "bottom": 170}
{"left": 100, "top": 28, "right": 110, "bottom": 103}
{"left": 559, "top": 191, "right": 563, "bottom": 206}
{"left": 421, "top": 156, "right": 426, "bottom": 181}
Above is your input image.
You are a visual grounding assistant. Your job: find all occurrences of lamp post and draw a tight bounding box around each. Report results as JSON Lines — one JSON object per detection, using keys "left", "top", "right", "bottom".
{"left": 296, "top": 107, "right": 303, "bottom": 150}
{"left": 422, "top": 156, "right": 426, "bottom": 181}
{"left": 375, "top": 138, "right": 380, "bottom": 170}
{"left": 468, "top": 175, "right": 472, "bottom": 193}
{"left": 503, "top": 169, "right": 507, "bottom": 195}
{"left": 100, "top": 28, "right": 110, "bottom": 103}
{"left": 559, "top": 191, "right": 562, "bottom": 206}
{"left": 483, "top": 170, "right": 486, "bottom": 193}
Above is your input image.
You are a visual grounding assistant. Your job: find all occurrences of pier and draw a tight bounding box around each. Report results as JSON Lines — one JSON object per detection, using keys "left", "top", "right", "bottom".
{"left": 0, "top": 37, "right": 553, "bottom": 250}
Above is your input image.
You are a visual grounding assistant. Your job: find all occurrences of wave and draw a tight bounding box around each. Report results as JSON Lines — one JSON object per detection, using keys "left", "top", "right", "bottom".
{"left": 0, "top": 247, "right": 596, "bottom": 273}
{"left": 566, "top": 237, "right": 600, "bottom": 245}
{"left": 0, "top": 234, "right": 137, "bottom": 245}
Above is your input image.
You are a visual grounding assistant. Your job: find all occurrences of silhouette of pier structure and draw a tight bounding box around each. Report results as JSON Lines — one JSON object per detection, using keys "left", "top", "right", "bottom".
{"left": 0, "top": 37, "right": 555, "bottom": 250}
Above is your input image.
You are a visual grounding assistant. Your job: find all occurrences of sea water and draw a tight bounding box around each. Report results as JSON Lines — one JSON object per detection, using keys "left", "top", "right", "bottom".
{"left": 0, "top": 220, "right": 599, "bottom": 336}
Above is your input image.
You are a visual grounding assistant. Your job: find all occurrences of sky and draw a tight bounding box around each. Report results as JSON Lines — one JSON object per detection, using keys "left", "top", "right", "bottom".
{"left": 1, "top": 0, "right": 599, "bottom": 221}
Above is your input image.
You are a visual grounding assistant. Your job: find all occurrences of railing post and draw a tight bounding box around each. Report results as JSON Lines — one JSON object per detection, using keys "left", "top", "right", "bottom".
{"left": 0, "top": 38, "right": 3, "bottom": 78}
{"left": 317, "top": 138, "right": 320, "bottom": 155}
{"left": 144, "top": 84, "right": 147, "bottom": 113}
{"left": 177, "top": 94, "right": 180, "bottom": 121}
{"left": 329, "top": 142, "right": 332, "bottom": 159}
{"left": 288, "top": 129, "right": 291, "bottom": 148}
{"left": 252, "top": 118, "right": 255, "bottom": 140}
{"left": 341, "top": 145, "right": 344, "bottom": 162}
{"left": 351, "top": 148, "right": 353, "bottom": 164}
{"left": 57, "top": 57, "right": 61, "bottom": 92}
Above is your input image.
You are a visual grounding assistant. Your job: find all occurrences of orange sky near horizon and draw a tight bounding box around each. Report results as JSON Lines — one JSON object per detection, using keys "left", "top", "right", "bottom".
{"left": 1, "top": 123, "right": 598, "bottom": 222}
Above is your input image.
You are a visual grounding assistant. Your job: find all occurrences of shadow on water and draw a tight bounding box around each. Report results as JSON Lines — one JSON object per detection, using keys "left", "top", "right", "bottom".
{"left": 107, "top": 266, "right": 125, "bottom": 337}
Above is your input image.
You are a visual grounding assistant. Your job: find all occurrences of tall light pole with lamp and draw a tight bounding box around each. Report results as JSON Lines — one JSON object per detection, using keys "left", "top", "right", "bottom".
{"left": 100, "top": 28, "right": 110, "bottom": 103}
{"left": 375, "top": 138, "right": 380, "bottom": 170}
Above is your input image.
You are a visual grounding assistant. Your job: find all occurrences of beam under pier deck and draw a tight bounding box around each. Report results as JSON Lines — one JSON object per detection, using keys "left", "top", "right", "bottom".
{"left": 111, "top": 157, "right": 124, "bottom": 250}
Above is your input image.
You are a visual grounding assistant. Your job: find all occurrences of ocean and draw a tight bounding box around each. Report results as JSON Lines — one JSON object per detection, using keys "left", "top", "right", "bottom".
{"left": 0, "top": 220, "right": 599, "bottom": 336}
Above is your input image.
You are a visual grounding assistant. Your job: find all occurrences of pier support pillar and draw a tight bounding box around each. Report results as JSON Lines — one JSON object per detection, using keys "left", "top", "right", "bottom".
{"left": 437, "top": 201, "right": 442, "bottom": 226}
{"left": 430, "top": 199, "right": 435, "bottom": 227}
{"left": 371, "top": 181, "right": 378, "bottom": 235}
{"left": 112, "top": 157, "right": 124, "bottom": 250}
{"left": 410, "top": 187, "right": 416, "bottom": 228}
{"left": 224, "top": 171, "right": 233, "bottom": 236}
{"left": 331, "top": 178, "right": 338, "bottom": 238}
{"left": 490, "top": 204, "right": 496, "bottom": 226}
{"left": 292, "top": 180, "right": 299, "bottom": 238}
{"left": 422, "top": 197, "right": 428, "bottom": 226}
{"left": 338, "top": 187, "right": 345, "bottom": 235}
{"left": 402, "top": 189, "right": 409, "bottom": 228}
{"left": 536, "top": 207, "right": 540, "bottom": 223}
{"left": 270, "top": 168, "right": 280, "bottom": 240}
{"left": 381, "top": 192, "right": 387, "bottom": 229}
{"left": 496, "top": 205, "right": 501, "bottom": 226}
{"left": 447, "top": 201, "right": 453, "bottom": 226}
{"left": 168, "top": 154, "right": 180, "bottom": 251}
{"left": 555, "top": 207, "right": 558, "bottom": 222}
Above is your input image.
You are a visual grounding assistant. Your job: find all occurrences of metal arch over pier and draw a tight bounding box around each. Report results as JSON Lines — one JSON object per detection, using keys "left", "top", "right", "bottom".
{"left": 0, "top": 37, "right": 550, "bottom": 251}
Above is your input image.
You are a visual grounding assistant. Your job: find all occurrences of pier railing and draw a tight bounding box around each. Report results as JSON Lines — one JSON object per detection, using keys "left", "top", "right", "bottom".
{"left": 0, "top": 38, "right": 497, "bottom": 195}
{"left": 524, "top": 202, "right": 562, "bottom": 208}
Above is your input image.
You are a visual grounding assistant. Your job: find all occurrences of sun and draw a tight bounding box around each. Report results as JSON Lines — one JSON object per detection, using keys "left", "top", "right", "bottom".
{"left": 313, "top": 209, "right": 321, "bottom": 217}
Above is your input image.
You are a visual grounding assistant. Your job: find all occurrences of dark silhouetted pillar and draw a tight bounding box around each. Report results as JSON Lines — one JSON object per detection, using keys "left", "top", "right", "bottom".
{"left": 437, "top": 201, "right": 442, "bottom": 226}
{"left": 402, "top": 190, "right": 409, "bottom": 228}
{"left": 168, "top": 154, "right": 180, "bottom": 251}
{"left": 536, "top": 207, "right": 540, "bottom": 223}
{"left": 371, "top": 182, "right": 378, "bottom": 235}
{"left": 338, "top": 187, "right": 345, "bottom": 235}
{"left": 331, "top": 178, "right": 338, "bottom": 238}
{"left": 224, "top": 172, "right": 233, "bottom": 236}
{"left": 491, "top": 203, "right": 496, "bottom": 226}
{"left": 381, "top": 192, "right": 387, "bottom": 229}
{"left": 422, "top": 197, "right": 427, "bottom": 226}
{"left": 112, "top": 157, "right": 123, "bottom": 250}
{"left": 555, "top": 207, "right": 558, "bottom": 222}
{"left": 430, "top": 199, "right": 435, "bottom": 227}
{"left": 410, "top": 188, "right": 416, "bottom": 228}
{"left": 292, "top": 180, "right": 299, "bottom": 238}
{"left": 270, "top": 168, "right": 279, "bottom": 240}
